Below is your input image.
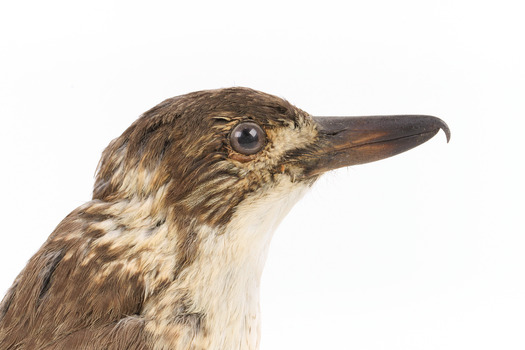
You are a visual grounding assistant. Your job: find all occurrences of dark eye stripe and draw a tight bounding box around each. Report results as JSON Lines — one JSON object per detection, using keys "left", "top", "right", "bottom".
{"left": 230, "top": 122, "right": 266, "bottom": 155}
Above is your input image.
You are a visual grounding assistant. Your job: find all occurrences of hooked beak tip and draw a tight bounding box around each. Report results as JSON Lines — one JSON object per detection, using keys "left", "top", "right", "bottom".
{"left": 441, "top": 120, "right": 451, "bottom": 143}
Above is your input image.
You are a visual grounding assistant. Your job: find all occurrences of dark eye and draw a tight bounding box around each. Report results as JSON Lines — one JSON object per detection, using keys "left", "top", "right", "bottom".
{"left": 230, "top": 122, "right": 266, "bottom": 155}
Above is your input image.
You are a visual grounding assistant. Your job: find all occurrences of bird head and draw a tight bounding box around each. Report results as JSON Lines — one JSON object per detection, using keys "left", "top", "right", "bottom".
{"left": 93, "top": 87, "right": 449, "bottom": 231}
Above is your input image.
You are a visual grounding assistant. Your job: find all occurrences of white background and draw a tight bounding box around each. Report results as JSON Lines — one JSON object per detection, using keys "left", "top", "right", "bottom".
{"left": 1, "top": 1, "right": 524, "bottom": 349}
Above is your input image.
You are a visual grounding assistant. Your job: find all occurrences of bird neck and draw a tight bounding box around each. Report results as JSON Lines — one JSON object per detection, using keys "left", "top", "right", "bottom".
{"left": 185, "top": 223, "right": 271, "bottom": 350}
{"left": 144, "top": 179, "right": 310, "bottom": 350}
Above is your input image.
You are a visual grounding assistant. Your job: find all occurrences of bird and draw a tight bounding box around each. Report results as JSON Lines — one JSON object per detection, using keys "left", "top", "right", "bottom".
{"left": 0, "top": 87, "right": 450, "bottom": 350}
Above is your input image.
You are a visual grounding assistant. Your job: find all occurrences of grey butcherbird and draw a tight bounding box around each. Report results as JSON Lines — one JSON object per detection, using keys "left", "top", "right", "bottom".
{"left": 0, "top": 87, "right": 449, "bottom": 350}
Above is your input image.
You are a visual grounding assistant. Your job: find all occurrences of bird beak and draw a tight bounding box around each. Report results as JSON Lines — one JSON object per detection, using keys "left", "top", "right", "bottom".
{"left": 304, "top": 115, "right": 450, "bottom": 177}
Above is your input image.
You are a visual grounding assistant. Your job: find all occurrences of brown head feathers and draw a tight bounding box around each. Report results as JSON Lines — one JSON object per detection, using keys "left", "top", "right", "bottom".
{"left": 93, "top": 87, "right": 317, "bottom": 227}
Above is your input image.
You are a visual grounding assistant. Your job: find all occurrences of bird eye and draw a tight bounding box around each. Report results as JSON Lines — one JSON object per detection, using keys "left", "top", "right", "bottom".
{"left": 230, "top": 122, "right": 266, "bottom": 155}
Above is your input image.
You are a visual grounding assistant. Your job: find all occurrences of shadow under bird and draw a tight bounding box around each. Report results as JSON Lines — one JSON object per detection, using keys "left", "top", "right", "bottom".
{"left": 0, "top": 87, "right": 450, "bottom": 349}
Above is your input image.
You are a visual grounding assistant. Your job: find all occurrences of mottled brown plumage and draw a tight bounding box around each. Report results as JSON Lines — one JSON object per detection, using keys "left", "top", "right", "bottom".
{"left": 0, "top": 87, "right": 449, "bottom": 349}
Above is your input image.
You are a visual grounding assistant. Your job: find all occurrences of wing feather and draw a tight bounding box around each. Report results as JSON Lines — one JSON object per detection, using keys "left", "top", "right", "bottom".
{"left": 0, "top": 203, "right": 151, "bottom": 349}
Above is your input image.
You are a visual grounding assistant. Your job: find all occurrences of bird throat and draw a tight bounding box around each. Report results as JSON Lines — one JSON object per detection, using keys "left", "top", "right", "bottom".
{"left": 147, "top": 178, "right": 311, "bottom": 350}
